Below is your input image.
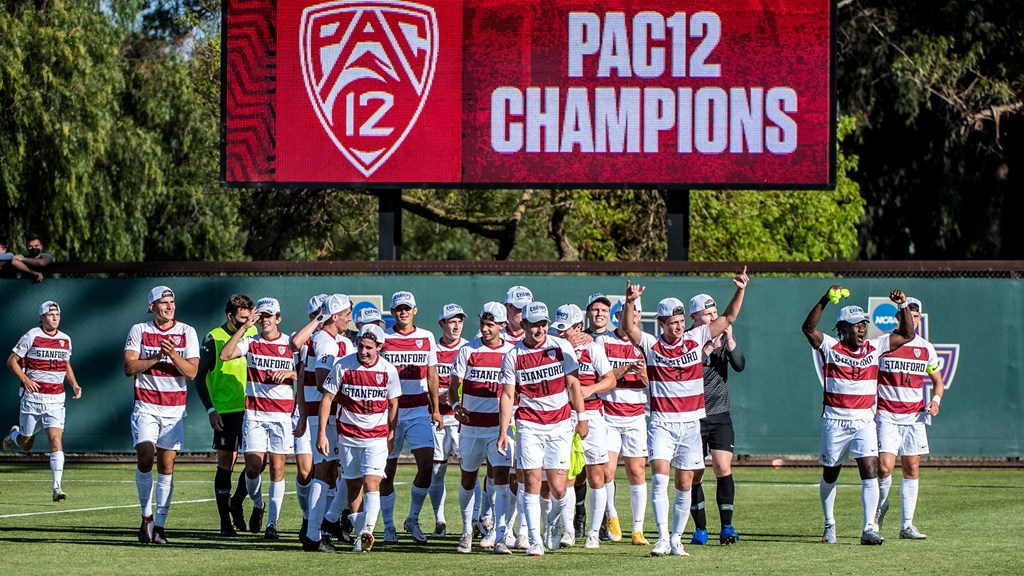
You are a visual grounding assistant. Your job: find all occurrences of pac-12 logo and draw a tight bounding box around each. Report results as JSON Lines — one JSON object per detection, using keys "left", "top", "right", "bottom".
{"left": 300, "top": 0, "right": 438, "bottom": 177}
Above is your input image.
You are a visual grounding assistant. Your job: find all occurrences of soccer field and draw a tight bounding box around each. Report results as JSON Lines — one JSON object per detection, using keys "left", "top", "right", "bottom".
{"left": 0, "top": 463, "right": 1020, "bottom": 575}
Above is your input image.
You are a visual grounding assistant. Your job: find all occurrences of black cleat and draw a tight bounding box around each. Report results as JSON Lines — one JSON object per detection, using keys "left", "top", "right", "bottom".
{"left": 138, "top": 515, "right": 154, "bottom": 544}
{"left": 573, "top": 509, "right": 586, "bottom": 536}
{"left": 340, "top": 509, "right": 353, "bottom": 534}
{"left": 599, "top": 525, "right": 612, "bottom": 541}
{"left": 151, "top": 525, "right": 169, "bottom": 545}
{"left": 220, "top": 523, "right": 239, "bottom": 537}
{"left": 229, "top": 501, "right": 247, "bottom": 532}
{"left": 249, "top": 505, "right": 265, "bottom": 534}
{"left": 322, "top": 518, "right": 354, "bottom": 544}
{"left": 303, "top": 536, "right": 337, "bottom": 552}
{"left": 299, "top": 519, "right": 309, "bottom": 543}
{"left": 264, "top": 524, "right": 279, "bottom": 540}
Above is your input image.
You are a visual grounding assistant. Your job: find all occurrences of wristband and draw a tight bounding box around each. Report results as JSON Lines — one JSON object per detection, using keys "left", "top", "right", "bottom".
{"left": 577, "top": 412, "right": 590, "bottom": 422}
{"left": 898, "top": 302, "right": 907, "bottom": 310}
{"left": 452, "top": 402, "right": 461, "bottom": 412}
{"left": 207, "top": 407, "right": 217, "bottom": 415}
{"left": 931, "top": 395, "right": 942, "bottom": 406}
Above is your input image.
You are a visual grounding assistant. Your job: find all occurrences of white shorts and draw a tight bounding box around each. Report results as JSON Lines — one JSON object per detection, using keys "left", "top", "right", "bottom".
{"left": 131, "top": 410, "right": 184, "bottom": 451}
{"left": 294, "top": 416, "right": 340, "bottom": 463}
{"left": 242, "top": 417, "right": 291, "bottom": 455}
{"left": 433, "top": 422, "right": 460, "bottom": 462}
{"left": 459, "top": 429, "right": 514, "bottom": 472}
{"left": 606, "top": 416, "right": 649, "bottom": 459}
{"left": 819, "top": 417, "right": 878, "bottom": 467}
{"left": 341, "top": 440, "right": 389, "bottom": 480}
{"left": 648, "top": 420, "right": 703, "bottom": 470}
{"left": 571, "top": 411, "right": 609, "bottom": 466}
{"left": 20, "top": 399, "right": 65, "bottom": 437}
{"left": 388, "top": 417, "right": 434, "bottom": 458}
{"left": 516, "top": 423, "right": 572, "bottom": 471}
{"left": 877, "top": 419, "right": 929, "bottom": 457}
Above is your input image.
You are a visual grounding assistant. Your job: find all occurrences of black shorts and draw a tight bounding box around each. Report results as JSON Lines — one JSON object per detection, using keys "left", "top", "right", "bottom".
{"left": 700, "top": 413, "right": 735, "bottom": 457}
{"left": 212, "top": 411, "right": 245, "bottom": 452}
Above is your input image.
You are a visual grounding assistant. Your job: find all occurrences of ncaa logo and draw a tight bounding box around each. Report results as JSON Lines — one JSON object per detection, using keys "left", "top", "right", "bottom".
{"left": 872, "top": 302, "right": 898, "bottom": 333}
{"left": 300, "top": 0, "right": 439, "bottom": 177}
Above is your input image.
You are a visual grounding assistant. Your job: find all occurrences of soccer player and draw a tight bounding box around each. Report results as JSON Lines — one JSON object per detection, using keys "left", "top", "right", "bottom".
{"left": 318, "top": 324, "right": 401, "bottom": 553}
{"left": 430, "top": 303, "right": 468, "bottom": 538}
{"left": 551, "top": 304, "right": 617, "bottom": 549}
{"left": 449, "top": 302, "right": 516, "bottom": 554}
{"left": 194, "top": 294, "right": 257, "bottom": 536}
{"left": 502, "top": 285, "right": 533, "bottom": 344}
{"left": 597, "top": 298, "right": 651, "bottom": 546}
{"left": 355, "top": 306, "right": 386, "bottom": 331}
{"left": 686, "top": 293, "right": 746, "bottom": 545}
{"left": 3, "top": 301, "right": 82, "bottom": 501}
{"left": 801, "top": 286, "right": 915, "bottom": 545}
{"left": 379, "top": 291, "right": 439, "bottom": 543}
{"left": 124, "top": 286, "right": 200, "bottom": 544}
{"left": 573, "top": 293, "right": 612, "bottom": 535}
{"left": 873, "top": 296, "right": 945, "bottom": 540}
{"left": 220, "top": 297, "right": 298, "bottom": 540}
{"left": 620, "top": 268, "right": 749, "bottom": 557}
{"left": 497, "top": 301, "right": 588, "bottom": 557}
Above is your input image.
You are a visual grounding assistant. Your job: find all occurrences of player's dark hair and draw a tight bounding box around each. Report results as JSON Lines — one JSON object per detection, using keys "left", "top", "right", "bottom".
{"left": 908, "top": 303, "right": 921, "bottom": 313}
{"left": 225, "top": 294, "right": 255, "bottom": 315}
{"left": 25, "top": 232, "right": 41, "bottom": 243}
{"left": 480, "top": 312, "right": 495, "bottom": 322}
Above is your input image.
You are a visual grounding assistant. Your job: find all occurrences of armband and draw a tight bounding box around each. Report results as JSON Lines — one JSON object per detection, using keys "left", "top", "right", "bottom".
{"left": 207, "top": 407, "right": 217, "bottom": 415}
{"left": 925, "top": 364, "right": 940, "bottom": 375}
{"left": 577, "top": 412, "right": 590, "bottom": 422}
{"left": 931, "top": 395, "right": 942, "bottom": 406}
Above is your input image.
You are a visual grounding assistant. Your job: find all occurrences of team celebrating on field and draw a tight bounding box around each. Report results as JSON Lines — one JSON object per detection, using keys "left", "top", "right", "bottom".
{"left": 4, "top": 271, "right": 947, "bottom": 554}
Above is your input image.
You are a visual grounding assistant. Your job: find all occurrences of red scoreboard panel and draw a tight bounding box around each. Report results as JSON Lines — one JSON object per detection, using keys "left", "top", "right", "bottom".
{"left": 223, "top": 0, "right": 834, "bottom": 188}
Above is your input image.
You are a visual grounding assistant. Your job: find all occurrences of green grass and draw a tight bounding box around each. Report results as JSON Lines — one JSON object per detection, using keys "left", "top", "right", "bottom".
{"left": 1, "top": 464, "right": 1022, "bottom": 575}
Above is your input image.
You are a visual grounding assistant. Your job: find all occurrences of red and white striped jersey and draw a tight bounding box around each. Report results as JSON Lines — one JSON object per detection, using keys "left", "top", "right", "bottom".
{"left": 322, "top": 354, "right": 401, "bottom": 445}
{"left": 452, "top": 338, "right": 515, "bottom": 437}
{"left": 125, "top": 321, "right": 199, "bottom": 418}
{"left": 574, "top": 342, "right": 613, "bottom": 413}
{"left": 877, "top": 335, "right": 937, "bottom": 424}
{"left": 817, "top": 333, "right": 890, "bottom": 420}
{"left": 597, "top": 330, "right": 648, "bottom": 422}
{"left": 436, "top": 337, "right": 468, "bottom": 424}
{"left": 640, "top": 326, "right": 710, "bottom": 424}
{"left": 303, "top": 330, "right": 351, "bottom": 420}
{"left": 500, "top": 335, "right": 580, "bottom": 432}
{"left": 502, "top": 327, "right": 526, "bottom": 345}
{"left": 382, "top": 326, "right": 437, "bottom": 421}
{"left": 13, "top": 327, "right": 72, "bottom": 404}
{"left": 237, "top": 333, "right": 296, "bottom": 424}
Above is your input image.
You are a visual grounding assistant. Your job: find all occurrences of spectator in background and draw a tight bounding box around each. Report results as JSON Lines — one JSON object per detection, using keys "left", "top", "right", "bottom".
{"left": 4, "top": 233, "right": 54, "bottom": 282}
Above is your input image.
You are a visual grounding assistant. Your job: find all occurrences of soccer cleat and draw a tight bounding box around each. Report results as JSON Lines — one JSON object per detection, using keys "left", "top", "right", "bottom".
{"left": 472, "top": 518, "right": 482, "bottom": 539}
{"left": 151, "top": 525, "right": 169, "bottom": 545}
{"left": 606, "top": 515, "right": 623, "bottom": 542}
{"left": 479, "top": 528, "right": 496, "bottom": 549}
{"left": 299, "top": 519, "right": 309, "bottom": 544}
{"left": 544, "top": 524, "right": 559, "bottom": 550}
{"left": 3, "top": 425, "right": 18, "bottom": 452}
{"left": 573, "top": 508, "right": 586, "bottom": 536}
{"left": 340, "top": 509, "right": 353, "bottom": 534}
{"left": 822, "top": 524, "right": 837, "bottom": 544}
{"left": 303, "top": 536, "right": 336, "bottom": 552}
{"left": 321, "top": 518, "right": 345, "bottom": 539}
{"left": 720, "top": 524, "right": 740, "bottom": 544}
{"left": 220, "top": 523, "right": 239, "bottom": 537}
{"left": 526, "top": 542, "right": 545, "bottom": 557}
{"left": 359, "top": 530, "right": 375, "bottom": 552}
{"left": 52, "top": 487, "right": 68, "bottom": 502}
{"left": 860, "top": 529, "right": 885, "bottom": 545}
{"left": 585, "top": 531, "right": 600, "bottom": 549}
{"left": 559, "top": 528, "right": 575, "bottom": 548}
{"left": 229, "top": 501, "right": 246, "bottom": 532}
{"left": 632, "top": 531, "right": 650, "bottom": 546}
{"left": 264, "top": 524, "right": 279, "bottom": 540}
{"left": 514, "top": 534, "right": 530, "bottom": 550}
{"left": 493, "top": 540, "right": 512, "bottom": 555}
{"left": 670, "top": 537, "right": 689, "bottom": 557}
{"left": 432, "top": 521, "right": 447, "bottom": 538}
{"left": 650, "top": 538, "right": 670, "bottom": 557}
{"left": 690, "top": 528, "right": 708, "bottom": 545}
{"left": 383, "top": 526, "right": 399, "bottom": 543}
{"left": 477, "top": 515, "right": 494, "bottom": 539}
{"left": 873, "top": 500, "right": 889, "bottom": 533}
{"left": 503, "top": 530, "right": 516, "bottom": 549}
{"left": 138, "top": 515, "right": 154, "bottom": 544}
{"left": 404, "top": 518, "right": 427, "bottom": 543}
{"left": 249, "top": 505, "right": 265, "bottom": 534}
{"left": 457, "top": 532, "right": 473, "bottom": 554}
{"left": 899, "top": 525, "right": 927, "bottom": 540}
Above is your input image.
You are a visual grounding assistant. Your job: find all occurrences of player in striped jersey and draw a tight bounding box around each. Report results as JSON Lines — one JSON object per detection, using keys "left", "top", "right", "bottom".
{"left": 4, "top": 301, "right": 82, "bottom": 502}
{"left": 621, "top": 268, "right": 748, "bottom": 557}
{"left": 502, "top": 285, "right": 533, "bottom": 344}
{"left": 318, "top": 324, "right": 401, "bottom": 553}
{"left": 430, "top": 303, "right": 468, "bottom": 538}
{"left": 872, "top": 297, "right": 945, "bottom": 540}
{"left": 124, "top": 286, "right": 200, "bottom": 544}
{"left": 802, "top": 287, "right": 915, "bottom": 545}
{"left": 221, "top": 297, "right": 298, "bottom": 540}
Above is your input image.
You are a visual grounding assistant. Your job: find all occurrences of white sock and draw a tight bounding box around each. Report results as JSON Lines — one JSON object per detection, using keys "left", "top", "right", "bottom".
{"left": 326, "top": 486, "right": 335, "bottom": 511}
{"left": 901, "top": 478, "right": 919, "bottom": 529}
{"left": 363, "top": 491, "right": 381, "bottom": 535}
{"left": 381, "top": 491, "right": 397, "bottom": 529}
{"left": 50, "top": 451, "right": 64, "bottom": 489}
{"left": 473, "top": 481, "right": 482, "bottom": 522}
{"left": 8, "top": 429, "right": 21, "bottom": 449}
{"left": 306, "top": 479, "right": 329, "bottom": 541}
{"left": 651, "top": 474, "right": 670, "bottom": 540}
{"left": 605, "top": 480, "right": 617, "bottom": 518}
{"left": 820, "top": 478, "right": 837, "bottom": 526}
{"left": 517, "top": 482, "right": 528, "bottom": 534}
{"left": 296, "top": 479, "right": 311, "bottom": 519}
{"left": 246, "top": 473, "right": 264, "bottom": 510}
{"left": 408, "top": 484, "right": 429, "bottom": 522}
{"left": 862, "top": 478, "right": 879, "bottom": 532}
{"left": 540, "top": 497, "right": 552, "bottom": 532}
{"left": 493, "top": 484, "right": 511, "bottom": 541}
{"left": 480, "top": 479, "right": 494, "bottom": 522}
{"left": 430, "top": 463, "right": 448, "bottom": 524}
{"left": 589, "top": 483, "right": 608, "bottom": 534}
{"left": 671, "top": 487, "right": 691, "bottom": 535}
{"left": 267, "top": 480, "right": 285, "bottom": 527}
{"left": 878, "top": 475, "right": 893, "bottom": 514}
{"left": 136, "top": 469, "right": 154, "bottom": 517}
{"left": 325, "top": 477, "right": 348, "bottom": 523}
{"left": 336, "top": 476, "right": 348, "bottom": 511}
{"left": 560, "top": 490, "right": 575, "bottom": 532}
{"left": 459, "top": 484, "right": 476, "bottom": 534}
{"left": 524, "top": 492, "right": 542, "bottom": 545}
{"left": 630, "top": 483, "right": 648, "bottom": 533}
{"left": 154, "top": 474, "right": 173, "bottom": 527}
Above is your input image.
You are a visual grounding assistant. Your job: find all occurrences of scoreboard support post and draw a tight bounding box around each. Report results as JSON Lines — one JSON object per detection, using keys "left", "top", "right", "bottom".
{"left": 378, "top": 189, "right": 403, "bottom": 261}
{"left": 665, "top": 191, "right": 690, "bottom": 261}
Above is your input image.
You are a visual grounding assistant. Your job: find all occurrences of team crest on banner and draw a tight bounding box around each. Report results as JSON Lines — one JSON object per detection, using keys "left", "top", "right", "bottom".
{"left": 300, "top": 0, "right": 439, "bottom": 177}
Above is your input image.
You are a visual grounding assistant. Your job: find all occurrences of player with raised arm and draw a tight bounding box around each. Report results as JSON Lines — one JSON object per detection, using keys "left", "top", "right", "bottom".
{"left": 124, "top": 286, "right": 200, "bottom": 544}
{"left": 4, "top": 301, "right": 82, "bottom": 502}
{"left": 802, "top": 286, "right": 915, "bottom": 545}
{"left": 430, "top": 303, "right": 468, "bottom": 538}
{"left": 620, "top": 268, "right": 749, "bottom": 557}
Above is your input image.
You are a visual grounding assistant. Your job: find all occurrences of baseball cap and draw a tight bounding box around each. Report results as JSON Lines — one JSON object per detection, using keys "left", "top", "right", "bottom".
{"left": 479, "top": 301, "right": 508, "bottom": 323}
{"left": 355, "top": 306, "right": 383, "bottom": 325}
{"left": 617, "top": 297, "right": 642, "bottom": 313}
{"left": 357, "top": 324, "right": 386, "bottom": 344}
{"left": 905, "top": 297, "right": 923, "bottom": 313}
{"left": 439, "top": 303, "right": 466, "bottom": 321}
{"left": 147, "top": 286, "right": 174, "bottom": 306}
{"left": 254, "top": 297, "right": 281, "bottom": 316}
{"left": 836, "top": 305, "right": 869, "bottom": 324}
{"left": 551, "top": 304, "right": 584, "bottom": 331}
{"left": 38, "top": 300, "right": 60, "bottom": 316}
{"left": 319, "top": 294, "right": 352, "bottom": 319}
{"left": 523, "top": 301, "right": 550, "bottom": 324}
{"left": 306, "top": 294, "right": 328, "bottom": 315}
{"left": 688, "top": 294, "right": 717, "bottom": 315}
{"left": 587, "top": 293, "right": 612, "bottom": 309}
{"left": 390, "top": 291, "right": 416, "bottom": 309}
{"left": 504, "top": 285, "right": 533, "bottom": 309}
{"left": 656, "top": 297, "right": 687, "bottom": 318}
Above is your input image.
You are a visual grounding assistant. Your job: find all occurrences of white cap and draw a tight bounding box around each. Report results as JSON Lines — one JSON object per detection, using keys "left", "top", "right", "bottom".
{"left": 306, "top": 294, "right": 328, "bottom": 315}
{"left": 390, "top": 291, "right": 416, "bottom": 309}
{"left": 254, "top": 297, "right": 281, "bottom": 315}
{"left": 617, "top": 297, "right": 642, "bottom": 313}
{"left": 321, "top": 294, "right": 352, "bottom": 318}
{"left": 357, "top": 324, "right": 386, "bottom": 344}
{"left": 38, "top": 300, "right": 60, "bottom": 316}
{"left": 551, "top": 304, "right": 584, "bottom": 331}
{"left": 688, "top": 294, "right": 717, "bottom": 315}
{"left": 439, "top": 303, "right": 466, "bottom": 321}
{"left": 355, "top": 306, "right": 383, "bottom": 325}
{"left": 504, "top": 285, "right": 533, "bottom": 309}
{"left": 148, "top": 285, "right": 174, "bottom": 305}
{"left": 656, "top": 297, "right": 687, "bottom": 318}
{"left": 587, "top": 293, "right": 612, "bottom": 309}
{"left": 836, "top": 305, "right": 869, "bottom": 324}
{"left": 906, "top": 297, "right": 923, "bottom": 313}
{"left": 479, "top": 301, "right": 508, "bottom": 323}
{"left": 523, "top": 301, "right": 550, "bottom": 323}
